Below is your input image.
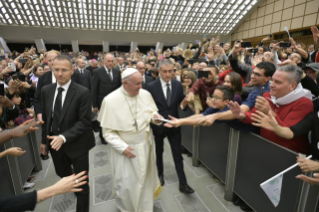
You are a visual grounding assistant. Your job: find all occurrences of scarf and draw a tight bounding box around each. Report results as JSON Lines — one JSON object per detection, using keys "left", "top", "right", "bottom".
{"left": 269, "top": 83, "right": 312, "bottom": 107}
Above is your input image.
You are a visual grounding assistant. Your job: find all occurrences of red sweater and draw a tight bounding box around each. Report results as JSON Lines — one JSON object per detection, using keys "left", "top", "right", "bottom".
{"left": 241, "top": 92, "right": 313, "bottom": 154}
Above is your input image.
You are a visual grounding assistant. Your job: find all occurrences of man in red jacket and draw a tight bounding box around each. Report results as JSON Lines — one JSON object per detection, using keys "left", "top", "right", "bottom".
{"left": 230, "top": 65, "right": 313, "bottom": 154}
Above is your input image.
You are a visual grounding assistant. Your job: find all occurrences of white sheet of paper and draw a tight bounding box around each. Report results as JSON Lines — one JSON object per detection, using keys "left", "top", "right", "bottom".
{"left": 154, "top": 118, "right": 172, "bottom": 123}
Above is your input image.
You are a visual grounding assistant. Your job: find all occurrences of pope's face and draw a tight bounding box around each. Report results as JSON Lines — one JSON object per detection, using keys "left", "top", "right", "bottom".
{"left": 124, "top": 72, "right": 143, "bottom": 96}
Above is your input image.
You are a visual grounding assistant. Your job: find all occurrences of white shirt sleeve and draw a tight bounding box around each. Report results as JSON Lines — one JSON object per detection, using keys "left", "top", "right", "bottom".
{"left": 102, "top": 128, "right": 129, "bottom": 154}
{"left": 271, "top": 50, "right": 281, "bottom": 64}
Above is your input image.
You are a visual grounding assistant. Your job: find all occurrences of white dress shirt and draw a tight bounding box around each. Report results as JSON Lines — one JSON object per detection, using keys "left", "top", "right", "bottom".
{"left": 159, "top": 77, "right": 172, "bottom": 99}
{"left": 104, "top": 65, "right": 113, "bottom": 80}
{"left": 51, "top": 71, "right": 56, "bottom": 83}
{"left": 52, "top": 79, "right": 72, "bottom": 142}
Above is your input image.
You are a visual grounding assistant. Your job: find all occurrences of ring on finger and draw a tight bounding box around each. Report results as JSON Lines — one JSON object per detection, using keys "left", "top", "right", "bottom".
{"left": 75, "top": 179, "right": 79, "bottom": 183}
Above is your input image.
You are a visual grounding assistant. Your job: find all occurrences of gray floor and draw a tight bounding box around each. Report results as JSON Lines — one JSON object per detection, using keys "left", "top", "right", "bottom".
{"left": 31, "top": 133, "right": 245, "bottom": 212}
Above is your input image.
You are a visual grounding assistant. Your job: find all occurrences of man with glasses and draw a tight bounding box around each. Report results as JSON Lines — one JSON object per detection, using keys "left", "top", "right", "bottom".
{"left": 40, "top": 55, "right": 95, "bottom": 212}
{"left": 200, "top": 62, "right": 276, "bottom": 126}
{"left": 163, "top": 85, "right": 235, "bottom": 127}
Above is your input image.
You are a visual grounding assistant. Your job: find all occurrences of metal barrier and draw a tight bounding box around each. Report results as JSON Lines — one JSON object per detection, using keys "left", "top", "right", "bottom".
{"left": 178, "top": 112, "right": 319, "bottom": 212}
{"left": 0, "top": 132, "right": 42, "bottom": 199}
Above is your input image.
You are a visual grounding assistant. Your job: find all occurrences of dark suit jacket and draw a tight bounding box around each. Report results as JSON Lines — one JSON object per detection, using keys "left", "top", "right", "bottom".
{"left": 74, "top": 68, "right": 92, "bottom": 91}
{"left": 41, "top": 81, "right": 95, "bottom": 159}
{"left": 86, "top": 65, "right": 95, "bottom": 76}
{"left": 146, "top": 79, "right": 185, "bottom": 136}
{"left": 34, "top": 71, "right": 84, "bottom": 115}
{"left": 142, "top": 75, "right": 154, "bottom": 89}
{"left": 91, "top": 67, "right": 122, "bottom": 109}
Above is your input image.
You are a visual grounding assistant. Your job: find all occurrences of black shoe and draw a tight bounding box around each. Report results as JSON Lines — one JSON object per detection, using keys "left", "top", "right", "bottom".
{"left": 232, "top": 197, "right": 244, "bottom": 206}
{"left": 40, "top": 154, "right": 49, "bottom": 160}
{"left": 240, "top": 203, "right": 253, "bottom": 212}
{"left": 159, "top": 175, "right": 165, "bottom": 186}
{"left": 179, "top": 184, "right": 194, "bottom": 194}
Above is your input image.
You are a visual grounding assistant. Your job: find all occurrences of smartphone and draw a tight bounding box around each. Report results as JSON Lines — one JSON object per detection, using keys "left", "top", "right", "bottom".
{"left": 260, "top": 86, "right": 264, "bottom": 96}
{"left": 7, "top": 62, "right": 16, "bottom": 72}
{"left": 27, "top": 80, "right": 32, "bottom": 85}
{"left": 195, "top": 40, "right": 199, "bottom": 44}
{"left": 19, "top": 58, "right": 27, "bottom": 64}
{"left": 220, "top": 42, "right": 224, "bottom": 48}
{"left": 0, "top": 84, "right": 4, "bottom": 96}
{"left": 12, "top": 75, "right": 18, "bottom": 80}
{"left": 241, "top": 41, "right": 251, "bottom": 48}
{"left": 206, "top": 92, "right": 210, "bottom": 98}
{"left": 18, "top": 74, "right": 26, "bottom": 82}
{"left": 198, "top": 70, "right": 209, "bottom": 78}
{"left": 279, "top": 42, "right": 291, "bottom": 48}
{"left": 0, "top": 56, "right": 5, "bottom": 60}
{"left": 249, "top": 48, "right": 259, "bottom": 53}
{"left": 203, "top": 34, "right": 206, "bottom": 39}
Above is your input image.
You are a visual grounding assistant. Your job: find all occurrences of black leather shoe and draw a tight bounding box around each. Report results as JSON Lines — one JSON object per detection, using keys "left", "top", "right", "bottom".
{"left": 232, "top": 197, "right": 244, "bottom": 206}
{"left": 240, "top": 203, "right": 253, "bottom": 212}
{"left": 40, "top": 154, "right": 49, "bottom": 160}
{"left": 159, "top": 175, "right": 165, "bottom": 186}
{"left": 179, "top": 184, "right": 194, "bottom": 194}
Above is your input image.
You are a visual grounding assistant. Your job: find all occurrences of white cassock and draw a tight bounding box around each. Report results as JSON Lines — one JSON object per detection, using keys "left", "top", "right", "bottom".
{"left": 97, "top": 86, "right": 162, "bottom": 212}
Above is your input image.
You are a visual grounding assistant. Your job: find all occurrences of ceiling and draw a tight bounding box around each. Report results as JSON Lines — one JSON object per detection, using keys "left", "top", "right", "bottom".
{"left": 0, "top": 0, "right": 259, "bottom": 35}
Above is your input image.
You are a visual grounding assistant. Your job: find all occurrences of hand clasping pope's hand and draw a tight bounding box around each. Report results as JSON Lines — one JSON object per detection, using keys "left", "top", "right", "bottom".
{"left": 164, "top": 115, "right": 181, "bottom": 128}
{"left": 153, "top": 114, "right": 163, "bottom": 124}
{"left": 123, "top": 147, "right": 136, "bottom": 158}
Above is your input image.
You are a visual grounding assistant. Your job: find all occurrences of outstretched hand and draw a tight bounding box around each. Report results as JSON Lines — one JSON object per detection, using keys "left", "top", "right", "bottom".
{"left": 11, "top": 119, "right": 44, "bottom": 138}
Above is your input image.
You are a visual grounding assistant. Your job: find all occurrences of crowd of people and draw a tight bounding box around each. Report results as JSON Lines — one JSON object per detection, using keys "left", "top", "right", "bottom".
{"left": 1, "top": 25, "right": 319, "bottom": 212}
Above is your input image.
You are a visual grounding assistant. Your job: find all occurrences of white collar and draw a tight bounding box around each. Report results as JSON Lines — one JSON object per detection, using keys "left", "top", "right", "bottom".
{"left": 160, "top": 77, "right": 171, "bottom": 87}
{"left": 269, "top": 83, "right": 312, "bottom": 107}
{"left": 104, "top": 65, "right": 111, "bottom": 71}
{"left": 56, "top": 79, "right": 72, "bottom": 92}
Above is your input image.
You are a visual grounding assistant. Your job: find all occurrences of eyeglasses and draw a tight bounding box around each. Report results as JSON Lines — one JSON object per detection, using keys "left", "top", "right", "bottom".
{"left": 211, "top": 95, "right": 224, "bottom": 100}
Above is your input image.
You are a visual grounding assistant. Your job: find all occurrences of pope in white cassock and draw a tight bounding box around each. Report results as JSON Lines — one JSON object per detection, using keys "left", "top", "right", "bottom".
{"left": 97, "top": 68, "right": 163, "bottom": 212}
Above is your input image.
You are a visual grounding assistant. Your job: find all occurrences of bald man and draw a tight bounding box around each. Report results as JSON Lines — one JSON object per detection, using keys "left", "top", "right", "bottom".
{"left": 91, "top": 53, "right": 122, "bottom": 144}
{"left": 74, "top": 59, "right": 92, "bottom": 90}
{"left": 136, "top": 61, "right": 153, "bottom": 89}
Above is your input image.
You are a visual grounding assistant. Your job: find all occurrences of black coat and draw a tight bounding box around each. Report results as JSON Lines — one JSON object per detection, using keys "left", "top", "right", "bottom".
{"left": 74, "top": 68, "right": 92, "bottom": 91}
{"left": 142, "top": 75, "right": 154, "bottom": 89}
{"left": 41, "top": 81, "right": 95, "bottom": 159}
{"left": 146, "top": 79, "right": 185, "bottom": 136}
{"left": 91, "top": 67, "right": 122, "bottom": 109}
{"left": 34, "top": 71, "right": 84, "bottom": 115}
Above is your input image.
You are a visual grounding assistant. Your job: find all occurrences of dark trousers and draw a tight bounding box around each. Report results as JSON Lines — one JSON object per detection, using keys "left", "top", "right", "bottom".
{"left": 155, "top": 130, "right": 187, "bottom": 185}
{"left": 50, "top": 148, "right": 90, "bottom": 212}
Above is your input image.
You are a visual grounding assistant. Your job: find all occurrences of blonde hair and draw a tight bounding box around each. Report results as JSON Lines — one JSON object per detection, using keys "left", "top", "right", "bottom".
{"left": 46, "top": 50, "right": 61, "bottom": 57}
{"left": 183, "top": 49, "right": 193, "bottom": 59}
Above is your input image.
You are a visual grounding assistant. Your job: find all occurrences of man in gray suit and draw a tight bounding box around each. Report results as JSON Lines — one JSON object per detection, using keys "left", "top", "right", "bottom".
{"left": 74, "top": 59, "right": 92, "bottom": 91}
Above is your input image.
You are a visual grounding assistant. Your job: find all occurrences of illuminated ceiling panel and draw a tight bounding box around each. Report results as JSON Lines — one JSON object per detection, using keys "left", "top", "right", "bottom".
{"left": 0, "top": 0, "right": 259, "bottom": 34}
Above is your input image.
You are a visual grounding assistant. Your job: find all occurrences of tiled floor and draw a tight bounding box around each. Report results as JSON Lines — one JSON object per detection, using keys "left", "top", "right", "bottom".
{"left": 32, "top": 133, "right": 245, "bottom": 212}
